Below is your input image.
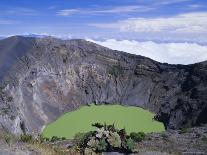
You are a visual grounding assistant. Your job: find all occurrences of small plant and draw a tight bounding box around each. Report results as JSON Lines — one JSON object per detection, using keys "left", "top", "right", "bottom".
{"left": 201, "top": 136, "right": 207, "bottom": 144}
{"left": 130, "top": 132, "right": 146, "bottom": 142}
{"left": 125, "top": 138, "right": 136, "bottom": 151}
{"left": 92, "top": 123, "right": 104, "bottom": 128}
{"left": 161, "top": 132, "right": 168, "bottom": 140}
{"left": 108, "top": 65, "right": 123, "bottom": 77}
{"left": 38, "top": 135, "right": 50, "bottom": 143}
{"left": 1, "top": 107, "right": 10, "bottom": 114}
{"left": 87, "top": 137, "right": 99, "bottom": 150}
{"left": 96, "top": 138, "right": 108, "bottom": 152}
{"left": 96, "top": 127, "right": 109, "bottom": 138}
{"left": 74, "top": 131, "right": 95, "bottom": 147}
{"left": 180, "top": 128, "right": 189, "bottom": 134}
{"left": 49, "top": 136, "right": 66, "bottom": 142}
{"left": 50, "top": 136, "right": 59, "bottom": 142}
{"left": 107, "top": 124, "right": 116, "bottom": 132}
{"left": 107, "top": 132, "right": 121, "bottom": 148}
{"left": 73, "top": 132, "right": 86, "bottom": 147}
{"left": 20, "top": 134, "right": 33, "bottom": 142}
{"left": 4, "top": 134, "right": 12, "bottom": 146}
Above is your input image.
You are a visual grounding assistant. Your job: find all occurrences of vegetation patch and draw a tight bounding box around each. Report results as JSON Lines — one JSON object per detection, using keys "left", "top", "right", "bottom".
{"left": 108, "top": 65, "right": 124, "bottom": 77}
{"left": 179, "top": 128, "right": 189, "bottom": 134}
{"left": 72, "top": 123, "right": 147, "bottom": 154}
{"left": 20, "top": 134, "right": 33, "bottom": 142}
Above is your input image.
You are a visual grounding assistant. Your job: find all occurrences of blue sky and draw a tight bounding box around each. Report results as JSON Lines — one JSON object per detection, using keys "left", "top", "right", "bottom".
{"left": 0, "top": 0, "right": 207, "bottom": 42}
{"left": 0, "top": 0, "right": 207, "bottom": 64}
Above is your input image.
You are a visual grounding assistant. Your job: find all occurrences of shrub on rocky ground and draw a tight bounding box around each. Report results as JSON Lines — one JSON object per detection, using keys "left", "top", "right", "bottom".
{"left": 20, "top": 134, "right": 33, "bottom": 142}
{"left": 201, "top": 136, "right": 207, "bottom": 143}
{"left": 107, "top": 132, "right": 121, "bottom": 148}
{"left": 4, "top": 134, "right": 12, "bottom": 145}
{"left": 179, "top": 128, "right": 189, "bottom": 134}
{"left": 73, "top": 131, "right": 95, "bottom": 148}
{"left": 96, "top": 138, "right": 108, "bottom": 152}
{"left": 73, "top": 123, "right": 144, "bottom": 154}
{"left": 125, "top": 138, "right": 136, "bottom": 151}
{"left": 50, "top": 136, "right": 66, "bottom": 142}
{"left": 130, "top": 132, "right": 146, "bottom": 142}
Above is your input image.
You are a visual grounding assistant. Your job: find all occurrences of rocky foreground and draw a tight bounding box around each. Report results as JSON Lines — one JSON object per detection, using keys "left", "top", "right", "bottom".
{"left": 0, "top": 125, "right": 207, "bottom": 155}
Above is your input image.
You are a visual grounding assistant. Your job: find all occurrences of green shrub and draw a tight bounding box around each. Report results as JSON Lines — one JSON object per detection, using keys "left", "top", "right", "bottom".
{"left": 108, "top": 65, "right": 123, "bottom": 77}
{"left": 72, "top": 123, "right": 142, "bottom": 153}
{"left": 201, "top": 136, "right": 207, "bottom": 144}
{"left": 49, "top": 136, "right": 66, "bottom": 142}
{"left": 50, "top": 136, "right": 61, "bottom": 142}
{"left": 20, "top": 134, "right": 33, "bottom": 142}
{"left": 83, "top": 131, "right": 95, "bottom": 145}
{"left": 74, "top": 131, "right": 94, "bottom": 147}
{"left": 161, "top": 132, "right": 168, "bottom": 139}
{"left": 107, "top": 124, "right": 116, "bottom": 132}
{"left": 38, "top": 135, "right": 50, "bottom": 143}
{"left": 130, "top": 132, "right": 146, "bottom": 142}
{"left": 45, "top": 137, "right": 50, "bottom": 141}
{"left": 74, "top": 132, "right": 87, "bottom": 147}
{"left": 96, "top": 138, "right": 108, "bottom": 152}
{"left": 4, "top": 134, "right": 12, "bottom": 145}
{"left": 125, "top": 138, "right": 136, "bottom": 151}
{"left": 92, "top": 123, "right": 104, "bottom": 129}
{"left": 87, "top": 137, "right": 99, "bottom": 150}
{"left": 107, "top": 132, "right": 121, "bottom": 148}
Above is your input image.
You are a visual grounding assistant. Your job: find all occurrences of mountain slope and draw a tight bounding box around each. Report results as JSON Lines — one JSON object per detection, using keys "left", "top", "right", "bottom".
{"left": 0, "top": 36, "right": 206, "bottom": 135}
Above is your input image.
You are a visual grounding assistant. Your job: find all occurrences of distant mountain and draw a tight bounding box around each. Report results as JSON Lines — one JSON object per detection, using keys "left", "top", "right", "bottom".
{"left": 0, "top": 36, "right": 206, "bottom": 136}
{"left": 0, "top": 34, "right": 50, "bottom": 40}
{"left": 0, "top": 36, "right": 5, "bottom": 40}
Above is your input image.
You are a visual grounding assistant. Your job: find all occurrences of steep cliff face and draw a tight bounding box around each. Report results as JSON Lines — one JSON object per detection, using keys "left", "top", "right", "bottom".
{"left": 0, "top": 36, "right": 206, "bottom": 135}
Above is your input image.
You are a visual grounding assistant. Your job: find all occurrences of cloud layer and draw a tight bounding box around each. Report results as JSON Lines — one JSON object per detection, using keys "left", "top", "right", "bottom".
{"left": 89, "top": 39, "right": 207, "bottom": 64}
{"left": 2, "top": 7, "right": 37, "bottom": 16}
{"left": 57, "top": 5, "right": 154, "bottom": 16}
{"left": 91, "top": 12, "right": 207, "bottom": 34}
{"left": 0, "top": 19, "right": 14, "bottom": 25}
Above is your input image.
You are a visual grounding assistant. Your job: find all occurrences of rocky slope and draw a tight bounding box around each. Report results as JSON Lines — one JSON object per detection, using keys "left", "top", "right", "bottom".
{"left": 0, "top": 36, "right": 207, "bottom": 136}
{"left": 1, "top": 125, "right": 206, "bottom": 155}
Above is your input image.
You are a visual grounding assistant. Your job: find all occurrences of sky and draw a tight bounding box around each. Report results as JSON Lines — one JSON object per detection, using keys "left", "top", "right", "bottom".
{"left": 0, "top": 0, "right": 207, "bottom": 64}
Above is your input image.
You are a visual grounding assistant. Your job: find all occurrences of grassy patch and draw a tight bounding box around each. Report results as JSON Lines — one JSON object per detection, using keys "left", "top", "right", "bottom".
{"left": 108, "top": 65, "right": 123, "bottom": 77}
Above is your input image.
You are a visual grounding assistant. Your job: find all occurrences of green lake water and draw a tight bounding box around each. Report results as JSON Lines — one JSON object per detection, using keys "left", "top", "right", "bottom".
{"left": 43, "top": 105, "right": 165, "bottom": 139}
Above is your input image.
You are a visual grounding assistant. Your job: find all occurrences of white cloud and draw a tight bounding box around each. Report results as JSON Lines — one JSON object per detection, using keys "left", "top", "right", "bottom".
{"left": 188, "top": 4, "right": 203, "bottom": 9}
{"left": 48, "top": 6, "right": 56, "bottom": 10}
{"left": 93, "top": 5, "right": 154, "bottom": 13}
{"left": 3, "top": 7, "right": 37, "bottom": 16}
{"left": 159, "top": 0, "right": 191, "bottom": 5}
{"left": 90, "top": 12, "right": 207, "bottom": 34}
{"left": 88, "top": 39, "right": 207, "bottom": 64}
{"left": 0, "top": 20, "right": 15, "bottom": 25}
{"left": 57, "top": 5, "right": 153, "bottom": 16}
{"left": 57, "top": 9, "right": 79, "bottom": 16}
